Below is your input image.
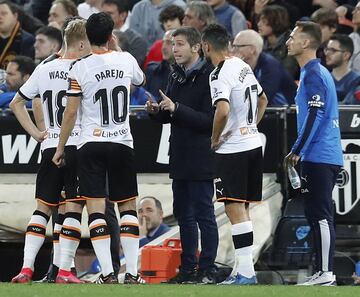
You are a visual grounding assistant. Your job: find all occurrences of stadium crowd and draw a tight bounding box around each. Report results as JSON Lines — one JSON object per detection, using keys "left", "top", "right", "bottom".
{"left": 0, "top": 0, "right": 359, "bottom": 108}
{"left": 2, "top": 0, "right": 359, "bottom": 287}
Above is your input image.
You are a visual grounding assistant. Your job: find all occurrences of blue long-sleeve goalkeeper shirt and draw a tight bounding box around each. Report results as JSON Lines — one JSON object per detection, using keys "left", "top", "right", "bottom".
{"left": 291, "top": 59, "right": 343, "bottom": 166}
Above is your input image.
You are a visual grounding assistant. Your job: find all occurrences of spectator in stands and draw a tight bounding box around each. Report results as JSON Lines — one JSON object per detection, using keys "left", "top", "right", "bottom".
{"left": 144, "top": 29, "right": 175, "bottom": 100}
{"left": 48, "top": 0, "right": 78, "bottom": 30}
{"left": 143, "top": 4, "right": 184, "bottom": 68}
{"left": 0, "top": 55, "right": 35, "bottom": 108}
{"left": 34, "top": 26, "right": 62, "bottom": 63}
{"left": 0, "top": 0, "right": 35, "bottom": 69}
{"left": 311, "top": 7, "right": 338, "bottom": 68}
{"left": 257, "top": 4, "right": 299, "bottom": 79}
{"left": 138, "top": 196, "right": 170, "bottom": 246}
{"left": 253, "top": 0, "right": 301, "bottom": 29}
{"left": 102, "top": 0, "right": 147, "bottom": 66}
{"left": 145, "top": 27, "right": 218, "bottom": 284}
{"left": 31, "top": 0, "right": 52, "bottom": 24}
{"left": 350, "top": 1, "right": 360, "bottom": 72}
{"left": 130, "top": 0, "right": 186, "bottom": 49}
{"left": 182, "top": 1, "right": 217, "bottom": 33}
{"left": 12, "top": 2, "right": 44, "bottom": 36}
{"left": 206, "top": 0, "right": 247, "bottom": 37}
{"left": 78, "top": 0, "right": 103, "bottom": 19}
{"left": 325, "top": 34, "right": 360, "bottom": 104}
{"left": 336, "top": 4, "right": 355, "bottom": 34}
{"left": 232, "top": 29, "right": 297, "bottom": 105}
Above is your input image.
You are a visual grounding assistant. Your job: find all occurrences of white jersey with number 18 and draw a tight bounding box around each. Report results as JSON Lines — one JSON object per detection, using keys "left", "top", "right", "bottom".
{"left": 210, "top": 57, "right": 264, "bottom": 154}
{"left": 19, "top": 55, "right": 81, "bottom": 151}
{"left": 67, "top": 51, "right": 144, "bottom": 149}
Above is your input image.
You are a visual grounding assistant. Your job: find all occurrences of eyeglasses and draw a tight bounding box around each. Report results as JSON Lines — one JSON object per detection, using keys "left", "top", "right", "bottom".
{"left": 324, "top": 47, "right": 345, "bottom": 54}
{"left": 232, "top": 44, "right": 253, "bottom": 49}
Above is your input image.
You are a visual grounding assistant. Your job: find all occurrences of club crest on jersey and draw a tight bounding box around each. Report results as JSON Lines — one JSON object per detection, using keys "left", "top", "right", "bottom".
{"left": 333, "top": 141, "right": 360, "bottom": 215}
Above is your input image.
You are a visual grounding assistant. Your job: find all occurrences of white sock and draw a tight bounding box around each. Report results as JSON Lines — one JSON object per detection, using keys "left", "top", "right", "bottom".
{"left": 23, "top": 213, "right": 48, "bottom": 270}
{"left": 232, "top": 221, "right": 255, "bottom": 278}
{"left": 59, "top": 218, "right": 81, "bottom": 271}
{"left": 89, "top": 218, "right": 113, "bottom": 276}
{"left": 120, "top": 214, "right": 140, "bottom": 276}
{"left": 53, "top": 222, "right": 62, "bottom": 268}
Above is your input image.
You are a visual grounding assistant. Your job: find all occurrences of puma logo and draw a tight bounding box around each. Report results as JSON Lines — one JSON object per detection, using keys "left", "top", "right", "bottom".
{"left": 216, "top": 188, "right": 224, "bottom": 195}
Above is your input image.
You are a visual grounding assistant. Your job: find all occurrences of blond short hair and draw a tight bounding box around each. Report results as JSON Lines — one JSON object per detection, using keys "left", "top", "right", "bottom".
{"left": 64, "top": 19, "right": 87, "bottom": 47}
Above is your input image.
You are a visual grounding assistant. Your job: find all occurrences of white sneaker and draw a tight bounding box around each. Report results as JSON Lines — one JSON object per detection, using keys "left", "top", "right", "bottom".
{"left": 297, "top": 271, "right": 336, "bottom": 286}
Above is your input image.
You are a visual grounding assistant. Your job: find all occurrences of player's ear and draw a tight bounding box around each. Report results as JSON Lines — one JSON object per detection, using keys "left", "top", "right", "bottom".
{"left": 302, "top": 38, "right": 310, "bottom": 49}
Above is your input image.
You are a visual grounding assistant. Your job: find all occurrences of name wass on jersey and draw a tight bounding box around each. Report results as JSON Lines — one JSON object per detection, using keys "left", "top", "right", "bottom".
{"left": 210, "top": 57, "right": 263, "bottom": 154}
{"left": 67, "top": 51, "right": 144, "bottom": 148}
{"left": 19, "top": 56, "right": 81, "bottom": 151}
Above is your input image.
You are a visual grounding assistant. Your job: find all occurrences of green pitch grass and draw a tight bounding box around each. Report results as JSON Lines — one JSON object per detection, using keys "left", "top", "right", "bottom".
{"left": 0, "top": 284, "right": 358, "bottom": 297}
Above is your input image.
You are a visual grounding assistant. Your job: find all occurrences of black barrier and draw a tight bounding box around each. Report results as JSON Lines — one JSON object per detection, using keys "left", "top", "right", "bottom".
{"left": 0, "top": 107, "right": 287, "bottom": 175}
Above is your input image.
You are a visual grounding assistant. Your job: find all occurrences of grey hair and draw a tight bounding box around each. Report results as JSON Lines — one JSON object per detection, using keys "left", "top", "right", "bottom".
{"left": 236, "top": 29, "right": 264, "bottom": 53}
{"left": 187, "top": 1, "right": 216, "bottom": 27}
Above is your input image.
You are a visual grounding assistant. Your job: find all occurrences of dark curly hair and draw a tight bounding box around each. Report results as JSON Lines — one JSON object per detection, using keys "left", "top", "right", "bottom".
{"left": 258, "top": 5, "right": 290, "bottom": 37}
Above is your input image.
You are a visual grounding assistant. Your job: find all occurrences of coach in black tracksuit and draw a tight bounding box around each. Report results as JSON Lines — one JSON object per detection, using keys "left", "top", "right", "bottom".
{"left": 146, "top": 27, "right": 219, "bottom": 284}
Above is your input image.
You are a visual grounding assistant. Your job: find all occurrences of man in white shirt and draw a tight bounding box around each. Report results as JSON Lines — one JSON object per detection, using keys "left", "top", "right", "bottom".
{"left": 202, "top": 23, "right": 268, "bottom": 285}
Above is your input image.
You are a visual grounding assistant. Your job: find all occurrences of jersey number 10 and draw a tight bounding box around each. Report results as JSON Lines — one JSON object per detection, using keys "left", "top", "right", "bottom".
{"left": 94, "top": 86, "right": 128, "bottom": 126}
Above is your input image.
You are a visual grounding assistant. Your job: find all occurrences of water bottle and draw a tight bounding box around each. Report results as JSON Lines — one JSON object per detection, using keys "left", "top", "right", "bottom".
{"left": 356, "top": 260, "right": 360, "bottom": 277}
{"left": 288, "top": 166, "right": 301, "bottom": 189}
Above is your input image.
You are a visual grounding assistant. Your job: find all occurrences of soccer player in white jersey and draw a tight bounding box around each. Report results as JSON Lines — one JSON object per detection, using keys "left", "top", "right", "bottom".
{"left": 52, "top": 12, "right": 145, "bottom": 284}
{"left": 202, "top": 24, "right": 268, "bottom": 285}
{"left": 9, "top": 18, "right": 91, "bottom": 284}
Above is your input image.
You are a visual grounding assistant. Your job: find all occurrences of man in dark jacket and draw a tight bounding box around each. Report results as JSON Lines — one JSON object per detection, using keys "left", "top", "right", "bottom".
{"left": 145, "top": 27, "right": 219, "bottom": 284}
{"left": 0, "top": 0, "right": 35, "bottom": 68}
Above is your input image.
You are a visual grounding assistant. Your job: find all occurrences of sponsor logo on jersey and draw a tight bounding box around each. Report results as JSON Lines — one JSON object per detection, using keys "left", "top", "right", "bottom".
{"left": 308, "top": 94, "right": 325, "bottom": 108}
{"left": 92, "top": 128, "right": 129, "bottom": 138}
{"left": 47, "top": 131, "right": 79, "bottom": 139}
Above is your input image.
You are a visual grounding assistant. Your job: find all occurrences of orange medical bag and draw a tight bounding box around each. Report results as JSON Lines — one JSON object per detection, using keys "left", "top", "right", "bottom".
{"left": 140, "top": 238, "right": 182, "bottom": 284}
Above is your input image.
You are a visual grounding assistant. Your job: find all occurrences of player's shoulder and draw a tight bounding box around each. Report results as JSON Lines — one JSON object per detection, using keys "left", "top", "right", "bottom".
{"left": 69, "top": 53, "right": 93, "bottom": 70}
{"left": 41, "top": 53, "right": 61, "bottom": 65}
{"left": 210, "top": 60, "right": 225, "bottom": 81}
{"left": 116, "top": 50, "right": 137, "bottom": 62}
{"left": 211, "top": 57, "right": 240, "bottom": 81}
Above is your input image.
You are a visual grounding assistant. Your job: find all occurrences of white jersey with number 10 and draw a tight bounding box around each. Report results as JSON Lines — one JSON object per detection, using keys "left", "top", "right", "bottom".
{"left": 67, "top": 51, "right": 144, "bottom": 149}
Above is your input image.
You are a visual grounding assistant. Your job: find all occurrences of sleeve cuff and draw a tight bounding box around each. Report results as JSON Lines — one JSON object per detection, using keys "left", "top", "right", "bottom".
{"left": 18, "top": 90, "right": 32, "bottom": 101}
{"left": 66, "top": 92, "right": 82, "bottom": 97}
{"left": 213, "top": 98, "right": 229, "bottom": 107}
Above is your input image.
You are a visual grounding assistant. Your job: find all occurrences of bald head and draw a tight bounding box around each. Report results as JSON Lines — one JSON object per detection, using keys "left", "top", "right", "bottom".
{"left": 234, "top": 29, "right": 263, "bottom": 54}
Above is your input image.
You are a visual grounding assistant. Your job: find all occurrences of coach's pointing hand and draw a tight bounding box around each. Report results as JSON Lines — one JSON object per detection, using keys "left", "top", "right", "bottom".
{"left": 159, "top": 90, "right": 176, "bottom": 113}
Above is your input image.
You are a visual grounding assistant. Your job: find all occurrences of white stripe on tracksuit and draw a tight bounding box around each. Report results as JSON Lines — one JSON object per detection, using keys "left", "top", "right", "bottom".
{"left": 319, "top": 219, "right": 331, "bottom": 272}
